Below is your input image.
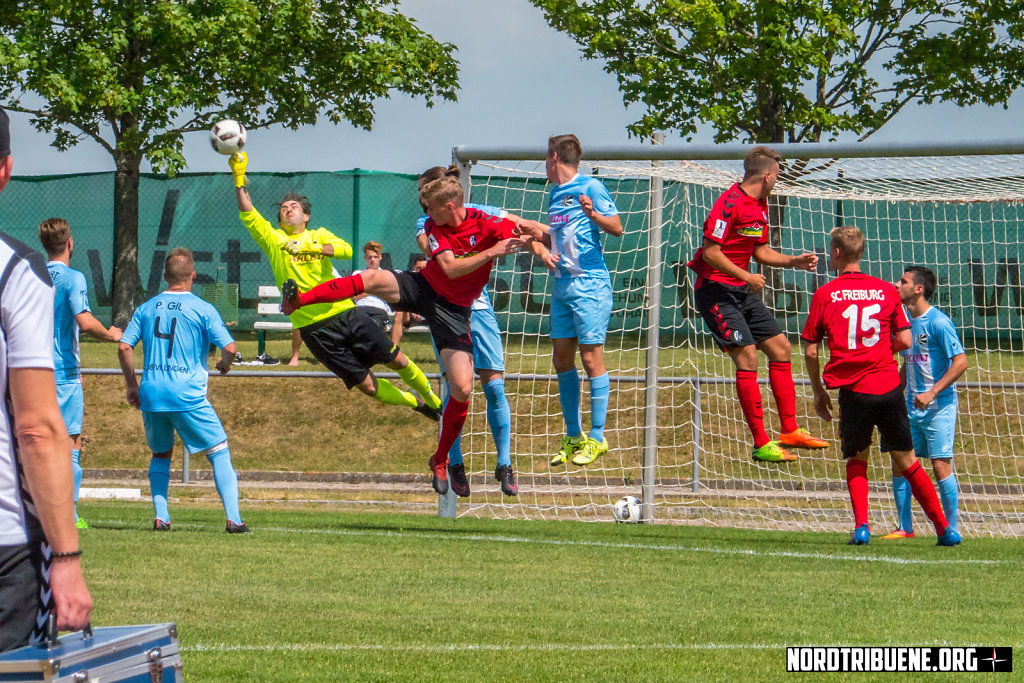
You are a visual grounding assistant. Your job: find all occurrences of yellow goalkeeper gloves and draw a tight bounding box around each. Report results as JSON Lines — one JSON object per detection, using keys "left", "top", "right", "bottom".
{"left": 281, "top": 239, "right": 303, "bottom": 256}
{"left": 229, "top": 152, "right": 248, "bottom": 188}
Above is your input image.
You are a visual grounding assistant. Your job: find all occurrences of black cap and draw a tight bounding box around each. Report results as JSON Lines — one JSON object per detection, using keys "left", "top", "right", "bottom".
{"left": 0, "top": 109, "right": 9, "bottom": 159}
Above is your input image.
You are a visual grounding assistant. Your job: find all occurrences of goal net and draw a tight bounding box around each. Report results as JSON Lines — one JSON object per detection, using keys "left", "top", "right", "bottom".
{"left": 452, "top": 142, "right": 1024, "bottom": 538}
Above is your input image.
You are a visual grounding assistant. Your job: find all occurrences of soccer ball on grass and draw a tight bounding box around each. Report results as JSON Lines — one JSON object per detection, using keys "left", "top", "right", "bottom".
{"left": 209, "top": 119, "right": 246, "bottom": 155}
{"left": 612, "top": 495, "right": 641, "bottom": 523}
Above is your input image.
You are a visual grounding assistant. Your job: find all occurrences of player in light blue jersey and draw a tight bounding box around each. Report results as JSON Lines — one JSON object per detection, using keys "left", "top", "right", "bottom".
{"left": 38, "top": 218, "right": 123, "bottom": 530}
{"left": 517, "top": 134, "right": 623, "bottom": 467}
{"left": 413, "top": 164, "right": 518, "bottom": 496}
{"left": 882, "top": 266, "right": 968, "bottom": 539}
{"left": 118, "top": 248, "right": 249, "bottom": 533}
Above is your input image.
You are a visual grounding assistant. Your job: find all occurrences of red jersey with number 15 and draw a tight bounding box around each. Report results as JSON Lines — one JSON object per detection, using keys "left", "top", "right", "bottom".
{"left": 422, "top": 207, "right": 517, "bottom": 307}
{"left": 801, "top": 271, "right": 910, "bottom": 395}
{"left": 688, "top": 183, "right": 770, "bottom": 289}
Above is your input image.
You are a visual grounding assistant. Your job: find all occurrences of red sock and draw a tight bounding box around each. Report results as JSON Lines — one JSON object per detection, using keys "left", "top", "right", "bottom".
{"left": 768, "top": 361, "right": 800, "bottom": 434}
{"left": 902, "top": 461, "right": 949, "bottom": 535}
{"left": 298, "top": 273, "right": 364, "bottom": 306}
{"left": 433, "top": 397, "right": 469, "bottom": 463}
{"left": 846, "top": 459, "right": 869, "bottom": 528}
{"left": 736, "top": 370, "right": 770, "bottom": 448}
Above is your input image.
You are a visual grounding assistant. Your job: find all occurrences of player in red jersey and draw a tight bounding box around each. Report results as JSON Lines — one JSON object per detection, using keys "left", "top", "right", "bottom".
{"left": 281, "top": 176, "right": 557, "bottom": 494}
{"left": 689, "top": 146, "right": 828, "bottom": 463}
{"left": 801, "top": 226, "right": 961, "bottom": 546}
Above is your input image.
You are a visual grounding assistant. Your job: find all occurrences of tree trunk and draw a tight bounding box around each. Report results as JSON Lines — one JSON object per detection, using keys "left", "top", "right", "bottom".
{"left": 111, "top": 151, "right": 142, "bottom": 328}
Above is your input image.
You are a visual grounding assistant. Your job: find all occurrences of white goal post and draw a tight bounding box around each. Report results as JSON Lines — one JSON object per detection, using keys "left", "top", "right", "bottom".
{"left": 448, "top": 139, "right": 1024, "bottom": 538}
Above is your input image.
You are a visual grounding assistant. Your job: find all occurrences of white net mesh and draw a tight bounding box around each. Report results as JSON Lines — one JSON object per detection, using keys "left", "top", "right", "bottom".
{"left": 455, "top": 150, "right": 1024, "bottom": 537}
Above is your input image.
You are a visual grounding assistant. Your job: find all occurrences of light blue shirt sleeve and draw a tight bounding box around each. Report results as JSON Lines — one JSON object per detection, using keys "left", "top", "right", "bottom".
{"left": 935, "top": 315, "right": 965, "bottom": 359}
{"left": 585, "top": 178, "right": 618, "bottom": 217}
{"left": 205, "top": 304, "right": 235, "bottom": 350}
{"left": 69, "top": 270, "right": 91, "bottom": 316}
{"left": 121, "top": 310, "right": 142, "bottom": 348}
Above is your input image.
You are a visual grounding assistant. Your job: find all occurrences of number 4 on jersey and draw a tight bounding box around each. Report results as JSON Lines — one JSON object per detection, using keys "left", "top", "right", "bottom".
{"left": 154, "top": 316, "right": 177, "bottom": 358}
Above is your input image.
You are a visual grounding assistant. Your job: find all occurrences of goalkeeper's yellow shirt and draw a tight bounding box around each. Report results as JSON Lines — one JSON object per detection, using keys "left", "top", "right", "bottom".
{"left": 239, "top": 209, "right": 354, "bottom": 329}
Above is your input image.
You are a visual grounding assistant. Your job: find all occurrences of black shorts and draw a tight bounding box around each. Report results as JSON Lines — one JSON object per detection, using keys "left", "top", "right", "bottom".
{"left": 695, "top": 281, "right": 782, "bottom": 350}
{"left": 299, "top": 307, "right": 400, "bottom": 389}
{"left": 360, "top": 307, "right": 389, "bottom": 330}
{"left": 0, "top": 531, "right": 50, "bottom": 653}
{"left": 837, "top": 386, "right": 914, "bottom": 458}
{"left": 392, "top": 270, "right": 473, "bottom": 354}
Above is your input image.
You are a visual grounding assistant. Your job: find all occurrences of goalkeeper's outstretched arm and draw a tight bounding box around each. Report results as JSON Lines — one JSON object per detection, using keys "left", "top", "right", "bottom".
{"left": 230, "top": 152, "right": 254, "bottom": 212}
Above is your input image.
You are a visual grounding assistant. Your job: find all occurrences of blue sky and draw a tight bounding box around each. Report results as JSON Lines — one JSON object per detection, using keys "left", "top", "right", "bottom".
{"left": 7, "top": 0, "right": 1023, "bottom": 176}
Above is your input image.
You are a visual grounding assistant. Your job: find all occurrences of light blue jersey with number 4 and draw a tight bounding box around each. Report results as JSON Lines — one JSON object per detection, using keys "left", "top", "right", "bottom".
{"left": 121, "top": 291, "right": 234, "bottom": 412}
{"left": 547, "top": 174, "right": 618, "bottom": 279}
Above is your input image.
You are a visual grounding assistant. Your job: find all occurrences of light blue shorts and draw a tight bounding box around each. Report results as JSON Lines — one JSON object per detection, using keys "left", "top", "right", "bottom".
{"left": 56, "top": 381, "right": 84, "bottom": 436}
{"left": 908, "top": 402, "right": 957, "bottom": 459}
{"left": 549, "top": 276, "right": 613, "bottom": 345}
{"left": 470, "top": 306, "right": 505, "bottom": 372}
{"left": 142, "top": 401, "right": 228, "bottom": 455}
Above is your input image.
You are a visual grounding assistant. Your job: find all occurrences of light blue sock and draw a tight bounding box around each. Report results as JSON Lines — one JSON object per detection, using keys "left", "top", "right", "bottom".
{"left": 148, "top": 457, "right": 171, "bottom": 523}
{"left": 937, "top": 472, "right": 959, "bottom": 534}
{"left": 557, "top": 369, "right": 582, "bottom": 438}
{"left": 208, "top": 448, "right": 242, "bottom": 525}
{"left": 71, "top": 449, "right": 82, "bottom": 520}
{"left": 892, "top": 475, "right": 912, "bottom": 533}
{"left": 484, "top": 378, "right": 511, "bottom": 468}
{"left": 587, "top": 373, "right": 610, "bottom": 442}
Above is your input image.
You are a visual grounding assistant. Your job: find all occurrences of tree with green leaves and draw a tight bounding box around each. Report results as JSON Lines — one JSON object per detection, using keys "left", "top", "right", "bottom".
{"left": 529, "top": 0, "right": 1024, "bottom": 144}
{"left": 0, "top": 0, "right": 459, "bottom": 325}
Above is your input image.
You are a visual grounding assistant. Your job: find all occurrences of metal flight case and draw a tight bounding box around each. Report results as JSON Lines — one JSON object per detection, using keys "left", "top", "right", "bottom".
{"left": 0, "top": 623, "right": 182, "bottom": 682}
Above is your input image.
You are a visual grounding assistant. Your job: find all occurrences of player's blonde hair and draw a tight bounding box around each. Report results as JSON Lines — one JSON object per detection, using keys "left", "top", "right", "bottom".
{"left": 419, "top": 176, "right": 463, "bottom": 208}
{"left": 743, "top": 145, "right": 782, "bottom": 179}
{"left": 38, "top": 217, "right": 71, "bottom": 257}
{"left": 164, "top": 247, "right": 195, "bottom": 284}
{"left": 830, "top": 226, "right": 865, "bottom": 262}
{"left": 363, "top": 240, "right": 383, "bottom": 257}
{"left": 548, "top": 134, "right": 582, "bottom": 167}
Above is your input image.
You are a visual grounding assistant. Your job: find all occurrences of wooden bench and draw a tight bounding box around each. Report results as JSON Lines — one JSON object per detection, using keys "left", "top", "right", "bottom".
{"left": 255, "top": 285, "right": 293, "bottom": 357}
{"left": 255, "top": 285, "right": 430, "bottom": 357}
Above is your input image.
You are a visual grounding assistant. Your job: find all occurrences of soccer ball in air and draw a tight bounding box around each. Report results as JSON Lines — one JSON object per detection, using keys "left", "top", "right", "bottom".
{"left": 612, "top": 496, "right": 641, "bottom": 523}
{"left": 209, "top": 119, "right": 246, "bottom": 155}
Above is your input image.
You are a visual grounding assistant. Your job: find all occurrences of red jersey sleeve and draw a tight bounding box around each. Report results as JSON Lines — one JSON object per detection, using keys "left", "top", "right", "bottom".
{"left": 702, "top": 198, "right": 730, "bottom": 245}
{"left": 801, "top": 289, "right": 826, "bottom": 344}
{"left": 425, "top": 221, "right": 452, "bottom": 258}
{"left": 494, "top": 216, "right": 517, "bottom": 240}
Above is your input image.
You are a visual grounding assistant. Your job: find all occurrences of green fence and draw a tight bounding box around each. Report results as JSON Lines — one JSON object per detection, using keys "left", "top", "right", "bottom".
{"left": 1, "top": 170, "right": 1021, "bottom": 341}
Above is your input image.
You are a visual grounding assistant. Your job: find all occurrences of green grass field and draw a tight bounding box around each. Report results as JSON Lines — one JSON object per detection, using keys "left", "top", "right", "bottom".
{"left": 77, "top": 501, "right": 1022, "bottom": 681}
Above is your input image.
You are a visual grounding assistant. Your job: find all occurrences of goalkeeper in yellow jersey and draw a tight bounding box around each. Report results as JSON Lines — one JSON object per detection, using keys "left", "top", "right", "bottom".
{"left": 228, "top": 152, "right": 442, "bottom": 419}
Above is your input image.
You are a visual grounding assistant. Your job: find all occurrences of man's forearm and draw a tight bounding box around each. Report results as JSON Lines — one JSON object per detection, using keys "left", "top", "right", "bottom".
{"left": 236, "top": 185, "right": 254, "bottom": 213}
{"left": 593, "top": 212, "right": 623, "bottom": 236}
{"left": 804, "top": 345, "right": 825, "bottom": 392}
{"left": 704, "top": 248, "right": 752, "bottom": 284}
{"left": 118, "top": 346, "right": 137, "bottom": 387}
{"left": 752, "top": 246, "right": 793, "bottom": 268}
{"left": 10, "top": 369, "right": 79, "bottom": 553}
{"left": 929, "top": 354, "right": 968, "bottom": 396}
{"left": 441, "top": 252, "right": 495, "bottom": 280}
{"left": 76, "top": 312, "right": 116, "bottom": 341}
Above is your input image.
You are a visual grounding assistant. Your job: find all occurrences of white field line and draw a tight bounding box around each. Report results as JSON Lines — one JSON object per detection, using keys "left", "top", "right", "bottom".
{"left": 185, "top": 641, "right": 1024, "bottom": 654}
{"left": 90, "top": 518, "right": 1015, "bottom": 566}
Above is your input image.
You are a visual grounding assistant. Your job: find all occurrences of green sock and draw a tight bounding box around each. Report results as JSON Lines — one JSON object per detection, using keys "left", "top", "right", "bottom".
{"left": 397, "top": 360, "right": 441, "bottom": 409}
{"left": 373, "top": 378, "right": 418, "bottom": 408}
